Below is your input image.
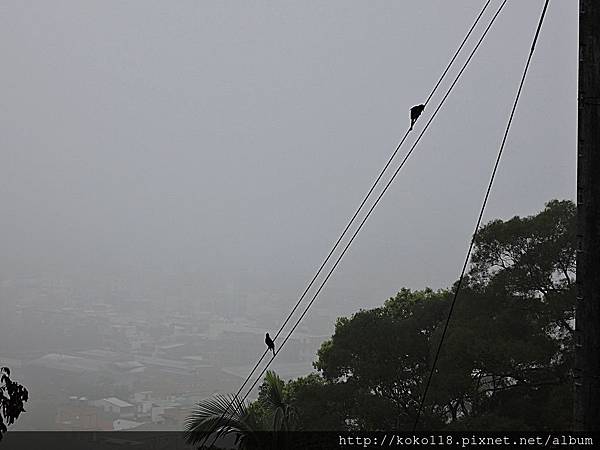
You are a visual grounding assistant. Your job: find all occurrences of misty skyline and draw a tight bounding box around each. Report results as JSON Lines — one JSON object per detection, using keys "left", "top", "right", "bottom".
{"left": 1, "top": 0, "right": 576, "bottom": 314}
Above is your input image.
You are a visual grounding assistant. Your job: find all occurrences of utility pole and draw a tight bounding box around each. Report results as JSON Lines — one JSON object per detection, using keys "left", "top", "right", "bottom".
{"left": 574, "top": 0, "right": 600, "bottom": 432}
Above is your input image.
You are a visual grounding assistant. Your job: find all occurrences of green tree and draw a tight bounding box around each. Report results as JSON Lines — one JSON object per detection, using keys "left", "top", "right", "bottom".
{"left": 283, "top": 373, "right": 351, "bottom": 430}
{"left": 315, "top": 288, "right": 450, "bottom": 429}
{"left": 453, "top": 199, "right": 575, "bottom": 429}
{"left": 256, "top": 371, "right": 298, "bottom": 432}
{"left": 311, "top": 199, "right": 575, "bottom": 430}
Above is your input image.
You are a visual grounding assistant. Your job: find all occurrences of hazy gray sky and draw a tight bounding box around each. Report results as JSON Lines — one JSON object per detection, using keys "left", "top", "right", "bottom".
{"left": 1, "top": 0, "right": 576, "bottom": 313}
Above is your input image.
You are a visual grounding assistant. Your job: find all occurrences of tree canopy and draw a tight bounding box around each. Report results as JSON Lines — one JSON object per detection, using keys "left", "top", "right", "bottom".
{"left": 292, "top": 199, "right": 575, "bottom": 430}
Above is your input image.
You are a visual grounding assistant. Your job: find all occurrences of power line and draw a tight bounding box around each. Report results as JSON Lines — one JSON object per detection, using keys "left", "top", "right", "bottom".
{"left": 234, "top": 0, "right": 509, "bottom": 407}
{"left": 198, "top": 1, "right": 497, "bottom": 446}
{"left": 412, "top": 0, "right": 551, "bottom": 431}
{"left": 424, "top": 0, "right": 492, "bottom": 106}
{"left": 205, "top": 1, "right": 510, "bottom": 446}
{"left": 196, "top": 114, "right": 414, "bottom": 449}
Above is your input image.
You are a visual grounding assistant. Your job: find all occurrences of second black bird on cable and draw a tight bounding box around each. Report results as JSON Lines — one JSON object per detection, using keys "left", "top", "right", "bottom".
{"left": 265, "top": 333, "right": 275, "bottom": 356}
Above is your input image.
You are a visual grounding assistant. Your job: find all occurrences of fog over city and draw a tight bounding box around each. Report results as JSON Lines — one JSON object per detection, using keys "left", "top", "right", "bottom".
{"left": 1, "top": 0, "right": 576, "bottom": 432}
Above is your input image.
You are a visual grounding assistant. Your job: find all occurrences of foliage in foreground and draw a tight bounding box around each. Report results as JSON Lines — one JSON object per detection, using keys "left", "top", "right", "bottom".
{"left": 185, "top": 370, "right": 297, "bottom": 448}
{"left": 0, "top": 367, "right": 29, "bottom": 440}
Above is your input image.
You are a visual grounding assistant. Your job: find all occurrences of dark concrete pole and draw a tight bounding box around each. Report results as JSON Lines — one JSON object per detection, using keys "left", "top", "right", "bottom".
{"left": 575, "top": 0, "right": 600, "bottom": 432}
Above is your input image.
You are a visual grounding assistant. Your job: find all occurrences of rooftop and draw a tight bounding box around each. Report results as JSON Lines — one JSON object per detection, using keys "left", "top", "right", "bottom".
{"left": 104, "top": 397, "right": 134, "bottom": 408}
{"left": 29, "top": 353, "right": 107, "bottom": 373}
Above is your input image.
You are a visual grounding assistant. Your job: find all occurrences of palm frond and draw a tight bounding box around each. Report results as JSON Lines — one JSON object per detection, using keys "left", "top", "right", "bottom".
{"left": 262, "top": 371, "right": 286, "bottom": 411}
{"left": 184, "top": 393, "right": 262, "bottom": 446}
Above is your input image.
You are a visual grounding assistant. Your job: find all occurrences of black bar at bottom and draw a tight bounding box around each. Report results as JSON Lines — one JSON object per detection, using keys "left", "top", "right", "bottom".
{"left": 0, "top": 431, "right": 598, "bottom": 449}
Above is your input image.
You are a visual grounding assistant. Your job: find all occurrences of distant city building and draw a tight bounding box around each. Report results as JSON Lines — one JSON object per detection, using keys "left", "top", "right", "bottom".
{"left": 92, "top": 398, "right": 136, "bottom": 419}
{"left": 56, "top": 398, "right": 113, "bottom": 431}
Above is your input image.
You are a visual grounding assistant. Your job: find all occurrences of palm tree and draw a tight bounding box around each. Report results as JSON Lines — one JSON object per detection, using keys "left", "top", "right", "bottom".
{"left": 184, "top": 393, "right": 263, "bottom": 449}
{"left": 185, "top": 371, "right": 298, "bottom": 449}
{"left": 259, "top": 371, "right": 298, "bottom": 432}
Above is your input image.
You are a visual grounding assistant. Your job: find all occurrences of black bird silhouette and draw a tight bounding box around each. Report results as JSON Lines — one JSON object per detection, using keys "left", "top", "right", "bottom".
{"left": 410, "top": 104, "right": 425, "bottom": 130}
{"left": 265, "top": 333, "right": 275, "bottom": 356}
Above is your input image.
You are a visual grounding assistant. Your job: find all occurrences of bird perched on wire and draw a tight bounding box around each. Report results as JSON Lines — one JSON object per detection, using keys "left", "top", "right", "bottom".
{"left": 410, "top": 104, "right": 425, "bottom": 131}
{"left": 265, "top": 333, "right": 275, "bottom": 356}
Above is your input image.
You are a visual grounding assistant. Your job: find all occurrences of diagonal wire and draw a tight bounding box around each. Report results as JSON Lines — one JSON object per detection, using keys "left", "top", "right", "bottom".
{"left": 424, "top": 0, "right": 493, "bottom": 106}
{"left": 412, "top": 0, "right": 551, "bottom": 431}
{"left": 198, "top": 1, "right": 496, "bottom": 446}
{"left": 206, "top": 1, "right": 510, "bottom": 446}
